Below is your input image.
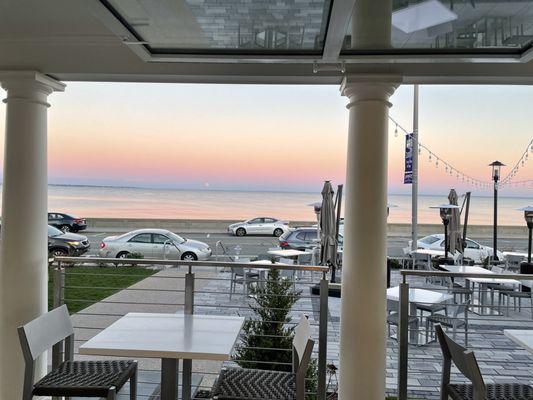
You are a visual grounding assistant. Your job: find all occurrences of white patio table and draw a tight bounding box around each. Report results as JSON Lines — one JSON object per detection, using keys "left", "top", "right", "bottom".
{"left": 247, "top": 260, "right": 289, "bottom": 287}
{"left": 387, "top": 286, "right": 453, "bottom": 345}
{"left": 267, "top": 249, "right": 309, "bottom": 259}
{"left": 503, "top": 251, "right": 528, "bottom": 258}
{"left": 410, "top": 249, "right": 445, "bottom": 270}
{"left": 80, "top": 313, "right": 244, "bottom": 400}
{"left": 438, "top": 265, "right": 495, "bottom": 314}
{"left": 460, "top": 269, "right": 521, "bottom": 315}
{"left": 411, "top": 249, "right": 446, "bottom": 257}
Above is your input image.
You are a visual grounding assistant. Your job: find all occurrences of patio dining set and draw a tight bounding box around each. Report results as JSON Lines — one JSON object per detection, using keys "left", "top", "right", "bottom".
{"left": 387, "top": 249, "right": 533, "bottom": 347}
{"left": 17, "top": 305, "right": 314, "bottom": 400}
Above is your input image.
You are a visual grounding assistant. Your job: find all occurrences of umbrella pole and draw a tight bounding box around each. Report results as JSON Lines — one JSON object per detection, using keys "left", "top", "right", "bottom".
{"left": 332, "top": 184, "right": 343, "bottom": 283}
{"left": 462, "top": 192, "right": 471, "bottom": 248}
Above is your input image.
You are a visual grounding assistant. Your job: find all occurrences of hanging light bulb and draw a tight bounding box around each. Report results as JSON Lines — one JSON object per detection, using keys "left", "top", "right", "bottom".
{"left": 418, "top": 146, "right": 422, "bottom": 155}
{"left": 394, "top": 124, "right": 398, "bottom": 137}
{"left": 428, "top": 153, "right": 432, "bottom": 162}
{"left": 435, "top": 159, "right": 439, "bottom": 168}
{"left": 445, "top": 165, "right": 448, "bottom": 173}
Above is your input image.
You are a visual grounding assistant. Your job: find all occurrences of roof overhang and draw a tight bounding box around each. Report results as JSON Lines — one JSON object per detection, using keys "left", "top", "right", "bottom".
{"left": 1, "top": 0, "right": 533, "bottom": 85}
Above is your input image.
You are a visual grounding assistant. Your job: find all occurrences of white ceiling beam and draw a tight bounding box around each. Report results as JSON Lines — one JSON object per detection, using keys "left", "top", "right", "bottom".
{"left": 321, "top": 0, "right": 356, "bottom": 63}
{"left": 84, "top": 0, "right": 152, "bottom": 62}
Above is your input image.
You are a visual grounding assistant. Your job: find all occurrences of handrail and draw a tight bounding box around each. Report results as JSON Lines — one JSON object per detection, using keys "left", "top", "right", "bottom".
{"left": 51, "top": 256, "right": 330, "bottom": 272}
{"left": 400, "top": 269, "right": 533, "bottom": 280}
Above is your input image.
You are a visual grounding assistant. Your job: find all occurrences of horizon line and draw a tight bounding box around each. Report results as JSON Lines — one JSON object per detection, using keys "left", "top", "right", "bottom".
{"left": 28, "top": 182, "right": 531, "bottom": 199}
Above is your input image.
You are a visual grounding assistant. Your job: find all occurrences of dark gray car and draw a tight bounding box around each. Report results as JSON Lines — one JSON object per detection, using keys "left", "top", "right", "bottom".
{"left": 279, "top": 227, "right": 344, "bottom": 250}
{"left": 279, "top": 227, "right": 316, "bottom": 250}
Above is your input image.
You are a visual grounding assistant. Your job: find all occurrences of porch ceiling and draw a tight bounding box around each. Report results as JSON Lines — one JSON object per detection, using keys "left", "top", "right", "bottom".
{"left": 2, "top": 0, "right": 533, "bottom": 84}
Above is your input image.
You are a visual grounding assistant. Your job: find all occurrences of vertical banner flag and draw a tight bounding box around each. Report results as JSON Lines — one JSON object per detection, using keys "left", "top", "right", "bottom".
{"left": 404, "top": 133, "right": 413, "bottom": 184}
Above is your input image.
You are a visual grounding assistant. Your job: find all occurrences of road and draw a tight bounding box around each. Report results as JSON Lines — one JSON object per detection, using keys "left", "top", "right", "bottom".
{"left": 83, "top": 230, "right": 529, "bottom": 259}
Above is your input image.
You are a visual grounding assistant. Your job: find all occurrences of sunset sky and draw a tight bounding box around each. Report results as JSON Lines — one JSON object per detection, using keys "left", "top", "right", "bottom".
{"left": 0, "top": 83, "right": 531, "bottom": 197}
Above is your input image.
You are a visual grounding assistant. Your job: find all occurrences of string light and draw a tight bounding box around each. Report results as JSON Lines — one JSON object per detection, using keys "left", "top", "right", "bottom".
{"left": 388, "top": 115, "right": 532, "bottom": 189}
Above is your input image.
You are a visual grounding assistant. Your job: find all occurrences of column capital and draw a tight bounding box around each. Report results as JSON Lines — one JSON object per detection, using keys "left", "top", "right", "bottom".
{"left": 0, "top": 71, "right": 65, "bottom": 106}
{"left": 340, "top": 75, "right": 402, "bottom": 108}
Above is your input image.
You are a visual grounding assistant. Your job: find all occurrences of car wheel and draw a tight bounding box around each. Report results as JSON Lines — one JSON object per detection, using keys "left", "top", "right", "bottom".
{"left": 51, "top": 248, "right": 68, "bottom": 258}
{"left": 117, "top": 251, "right": 130, "bottom": 259}
{"left": 273, "top": 228, "right": 283, "bottom": 237}
{"left": 236, "top": 228, "right": 246, "bottom": 237}
{"left": 181, "top": 252, "right": 198, "bottom": 261}
{"left": 60, "top": 225, "right": 71, "bottom": 233}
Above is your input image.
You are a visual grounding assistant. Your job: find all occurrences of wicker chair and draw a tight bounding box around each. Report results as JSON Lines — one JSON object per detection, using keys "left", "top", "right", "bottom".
{"left": 18, "top": 305, "right": 137, "bottom": 400}
{"left": 211, "top": 314, "right": 314, "bottom": 400}
{"left": 435, "top": 324, "right": 533, "bottom": 400}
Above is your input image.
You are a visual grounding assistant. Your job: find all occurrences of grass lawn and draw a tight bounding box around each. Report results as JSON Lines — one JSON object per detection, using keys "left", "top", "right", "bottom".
{"left": 48, "top": 266, "right": 156, "bottom": 314}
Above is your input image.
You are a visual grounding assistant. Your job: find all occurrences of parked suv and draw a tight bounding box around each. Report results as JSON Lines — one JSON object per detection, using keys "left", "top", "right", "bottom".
{"left": 279, "top": 227, "right": 344, "bottom": 251}
{"left": 48, "top": 225, "right": 90, "bottom": 257}
{"left": 48, "top": 212, "right": 87, "bottom": 233}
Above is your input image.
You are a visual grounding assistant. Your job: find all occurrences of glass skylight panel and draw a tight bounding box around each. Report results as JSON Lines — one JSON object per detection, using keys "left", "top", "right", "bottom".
{"left": 104, "top": 0, "right": 332, "bottom": 53}
{"left": 342, "top": 0, "right": 533, "bottom": 52}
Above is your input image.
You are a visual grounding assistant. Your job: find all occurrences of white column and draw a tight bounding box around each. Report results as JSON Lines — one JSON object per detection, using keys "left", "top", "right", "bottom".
{"left": 339, "top": 75, "right": 400, "bottom": 400}
{"left": 0, "top": 71, "right": 65, "bottom": 399}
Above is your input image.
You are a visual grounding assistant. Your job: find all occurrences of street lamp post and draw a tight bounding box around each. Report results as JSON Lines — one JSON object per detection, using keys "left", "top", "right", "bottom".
{"left": 519, "top": 206, "right": 533, "bottom": 263}
{"left": 489, "top": 161, "right": 505, "bottom": 262}
{"left": 430, "top": 204, "right": 461, "bottom": 260}
{"left": 386, "top": 204, "right": 397, "bottom": 288}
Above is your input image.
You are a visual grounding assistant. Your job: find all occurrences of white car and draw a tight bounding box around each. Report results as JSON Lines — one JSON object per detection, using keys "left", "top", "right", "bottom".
{"left": 408, "top": 234, "right": 503, "bottom": 263}
{"left": 99, "top": 229, "right": 212, "bottom": 261}
{"left": 227, "top": 217, "right": 289, "bottom": 237}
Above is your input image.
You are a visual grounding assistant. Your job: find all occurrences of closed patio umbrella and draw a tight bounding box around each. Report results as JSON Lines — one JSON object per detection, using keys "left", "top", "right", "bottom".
{"left": 448, "top": 189, "right": 463, "bottom": 254}
{"left": 320, "top": 181, "right": 337, "bottom": 267}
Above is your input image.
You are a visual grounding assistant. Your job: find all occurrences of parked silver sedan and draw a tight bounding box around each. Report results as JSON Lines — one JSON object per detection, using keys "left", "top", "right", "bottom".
{"left": 99, "top": 229, "right": 212, "bottom": 261}
{"left": 227, "top": 217, "right": 289, "bottom": 237}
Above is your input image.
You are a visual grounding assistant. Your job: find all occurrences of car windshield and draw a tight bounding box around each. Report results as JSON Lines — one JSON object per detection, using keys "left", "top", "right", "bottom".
{"left": 167, "top": 232, "right": 186, "bottom": 244}
{"left": 420, "top": 235, "right": 440, "bottom": 245}
{"left": 47, "top": 225, "right": 62, "bottom": 237}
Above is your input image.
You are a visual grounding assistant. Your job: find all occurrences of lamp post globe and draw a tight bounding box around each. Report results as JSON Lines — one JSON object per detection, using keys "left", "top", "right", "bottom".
{"left": 489, "top": 161, "right": 505, "bottom": 262}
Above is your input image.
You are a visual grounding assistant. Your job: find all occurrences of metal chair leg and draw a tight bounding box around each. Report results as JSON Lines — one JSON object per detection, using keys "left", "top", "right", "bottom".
{"left": 107, "top": 387, "right": 117, "bottom": 400}
{"left": 130, "top": 362, "right": 138, "bottom": 400}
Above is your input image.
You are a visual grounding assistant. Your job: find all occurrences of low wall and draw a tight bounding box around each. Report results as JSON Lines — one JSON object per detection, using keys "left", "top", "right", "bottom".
{"left": 85, "top": 218, "right": 528, "bottom": 238}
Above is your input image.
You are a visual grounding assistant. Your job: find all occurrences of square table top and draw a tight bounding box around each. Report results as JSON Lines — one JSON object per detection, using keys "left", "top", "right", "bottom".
{"left": 466, "top": 274, "right": 521, "bottom": 285}
{"left": 411, "top": 249, "right": 445, "bottom": 257}
{"left": 387, "top": 286, "right": 453, "bottom": 304}
{"left": 247, "top": 260, "right": 289, "bottom": 271}
{"left": 504, "top": 329, "right": 533, "bottom": 354}
{"left": 79, "top": 313, "right": 245, "bottom": 361}
{"left": 439, "top": 265, "right": 492, "bottom": 275}
{"left": 503, "top": 251, "right": 528, "bottom": 258}
{"left": 267, "top": 249, "right": 308, "bottom": 257}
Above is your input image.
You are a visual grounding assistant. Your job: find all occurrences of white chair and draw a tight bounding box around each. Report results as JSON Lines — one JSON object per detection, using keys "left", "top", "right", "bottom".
{"left": 230, "top": 258, "right": 259, "bottom": 298}
{"left": 279, "top": 257, "right": 297, "bottom": 287}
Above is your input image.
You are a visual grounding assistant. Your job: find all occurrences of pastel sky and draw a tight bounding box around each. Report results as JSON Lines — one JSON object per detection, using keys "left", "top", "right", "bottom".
{"left": 0, "top": 83, "right": 531, "bottom": 197}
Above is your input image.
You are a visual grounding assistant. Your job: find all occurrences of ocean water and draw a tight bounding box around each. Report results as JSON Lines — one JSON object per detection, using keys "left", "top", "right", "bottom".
{"left": 33, "top": 185, "right": 532, "bottom": 226}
